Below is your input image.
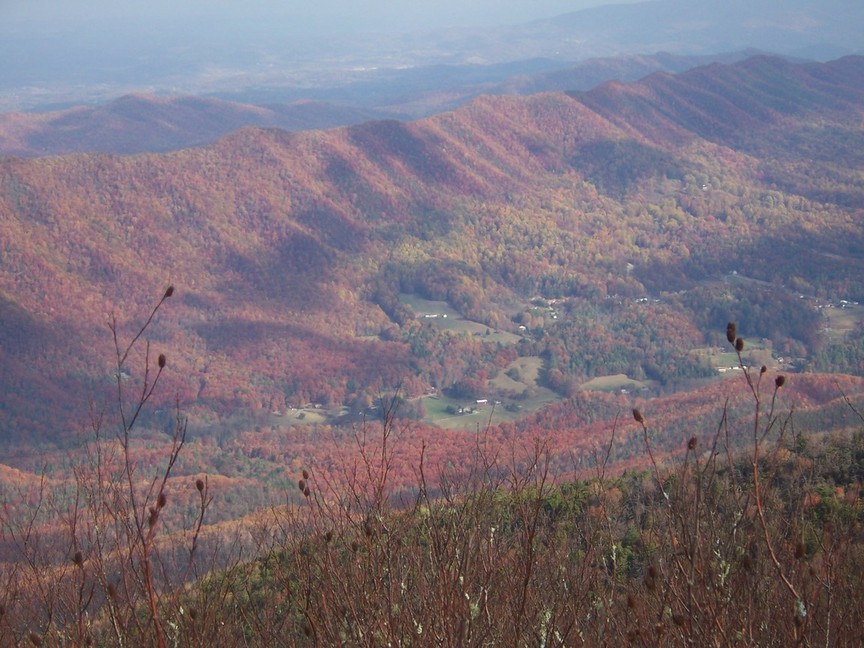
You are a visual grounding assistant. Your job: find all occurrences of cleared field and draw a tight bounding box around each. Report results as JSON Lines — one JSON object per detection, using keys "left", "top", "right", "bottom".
{"left": 823, "top": 304, "right": 864, "bottom": 339}
{"left": 420, "top": 354, "right": 559, "bottom": 430}
{"left": 399, "top": 293, "right": 524, "bottom": 344}
{"left": 580, "top": 374, "right": 648, "bottom": 392}
{"left": 278, "top": 408, "right": 328, "bottom": 425}
{"left": 399, "top": 293, "right": 462, "bottom": 319}
{"left": 420, "top": 389, "right": 560, "bottom": 431}
{"left": 489, "top": 356, "right": 545, "bottom": 392}
{"left": 690, "top": 337, "right": 777, "bottom": 374}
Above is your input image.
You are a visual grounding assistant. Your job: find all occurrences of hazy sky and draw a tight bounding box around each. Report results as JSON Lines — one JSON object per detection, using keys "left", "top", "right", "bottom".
{"left": 4, "top": 0, "right": 643, "bottom": 33}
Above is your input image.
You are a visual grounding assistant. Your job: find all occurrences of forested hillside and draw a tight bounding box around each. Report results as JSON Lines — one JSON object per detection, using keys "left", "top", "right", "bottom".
{"left": 1, "top": 55, "right": 864, "bottom": 446}
{"left": 2, "top": 54, "right": 864, "bottom": 644}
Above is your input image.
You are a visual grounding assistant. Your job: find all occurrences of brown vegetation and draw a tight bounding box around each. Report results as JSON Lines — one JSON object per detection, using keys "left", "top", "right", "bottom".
{"left": 1, "top": 311, "right": 863, "bottom": 646}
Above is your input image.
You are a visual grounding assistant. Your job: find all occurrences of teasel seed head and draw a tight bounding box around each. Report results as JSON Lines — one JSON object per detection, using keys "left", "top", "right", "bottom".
{"left": 775, "top": 375, "right": 786, "bottom": 388}
{"left": 735, "top": 337, "right": 744, "bottom": 352}
{"left": 158, "top": 353, "right": 166, "bottom": 369}
{"left": 164, "top": 285, "right": 175, "bottom": 298}
{"left": 73, "top": 550, "right": 84, "bottom": 567}
{"left": 687, "top": 436, "right": 698, "bottom": 450}
{"left": 157, "top": 492, "right": 167, "bottom": 509}
{"left": 726, "top": 322, "right": 737, "bottom": 344}
{"left": 196, "top": 478, "right": 205, "bottom": 492}
{"left": 632, "top": 408, "right": 644, "bottom": 424}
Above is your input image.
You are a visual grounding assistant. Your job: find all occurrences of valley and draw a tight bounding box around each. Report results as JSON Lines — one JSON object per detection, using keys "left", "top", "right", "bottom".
{"left": 3, "top": 2, "right": 864, "bottom": 643}
{"left": 0, "top": 53, "right": 863, "bottom": 542}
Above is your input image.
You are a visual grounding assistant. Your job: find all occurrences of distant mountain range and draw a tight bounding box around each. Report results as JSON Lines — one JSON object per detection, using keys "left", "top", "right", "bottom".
{"left": 1, "top": 55, "right": 863, "bottom": 446}
{"left": 1, "top": 0, "right": 861, "bottom": 113}
{"left": 0, "top": 51, "right": 759, "bottom": 157}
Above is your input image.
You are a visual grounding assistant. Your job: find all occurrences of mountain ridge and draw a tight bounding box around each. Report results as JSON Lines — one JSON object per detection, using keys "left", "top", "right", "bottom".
{"left": 0, "top": 51, "right": 765, "bottom": 158}
{"left": 1, "top": 54, "right": 863, "bottom": 445}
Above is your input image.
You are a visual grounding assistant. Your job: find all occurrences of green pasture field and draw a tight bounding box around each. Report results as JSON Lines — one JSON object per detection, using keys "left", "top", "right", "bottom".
{"left": 580, "top": 374, "right": 648, "bottom": 392}
{"left": 399, "top": 293, "right": 523, "bottom": 344}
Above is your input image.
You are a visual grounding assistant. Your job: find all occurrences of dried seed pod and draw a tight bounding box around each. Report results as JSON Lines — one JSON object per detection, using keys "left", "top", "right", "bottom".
{"left": 687, "top": 436, "right": 698, "bottom": 450}
{"left": 157, "top": 492, "right": 167, "bottom": 509}
{"left": 303, "top": 487, "right": 311, "bottom": 498}
{"left": 735, "top": 337, "right": 745, "bottom": 352}
{"left": 726, "top": 322, "right": 737, "bottom": 344}
{"left": 760, "top": 365, "right": 767, "bottom": 374}
{"left": 158, "top": 353, "right": 166, "bottom": 369}
{"left": 195, "top": 478, "right": 205, "bottom": 492}
{"left": 632, "top": 408, "right": 644, "bottom": 424}
{"left": 73, "top": 550, "right": 84, "bottom": 567}
{"left": 298, "top": 479, "right": 306, "bottom": 492}
{"left": 148, "top": 507, "right": 159, "bottom": 527}
{"left": 775, "top": 375, "right": 786, "bottom": 388}
{"left": 164, "top": 286, "right": 175, "bottom": 298}
{"left": 302, "top": 469, "right": 310, "bottom": 480}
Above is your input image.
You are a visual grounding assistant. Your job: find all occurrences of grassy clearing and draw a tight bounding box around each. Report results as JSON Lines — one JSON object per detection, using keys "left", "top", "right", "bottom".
{"left": 489, "top": 356, "right": 544, "bottom": 391}
{"left": 420, "top": 388, "right": 560, "bottom": 430}
{"left": 691, "top": 338, "right": 776, "bottom": 372}
{"left": 399, "top": 293, "right": 524, "bottom": 344}
{"left": 580, "top": 373, "right": 648, "bottom": 392}
{"left": 266, "top": 408, "right": 328, "bottom": 426}
{"left": 420, "top": 355, "right": 559, "bottom": 430}
{"left": 399, "top": 293, "right": 462, "bottom": 319}
{"left": 822, "top": 303, "right": 864, "bottom": 339}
